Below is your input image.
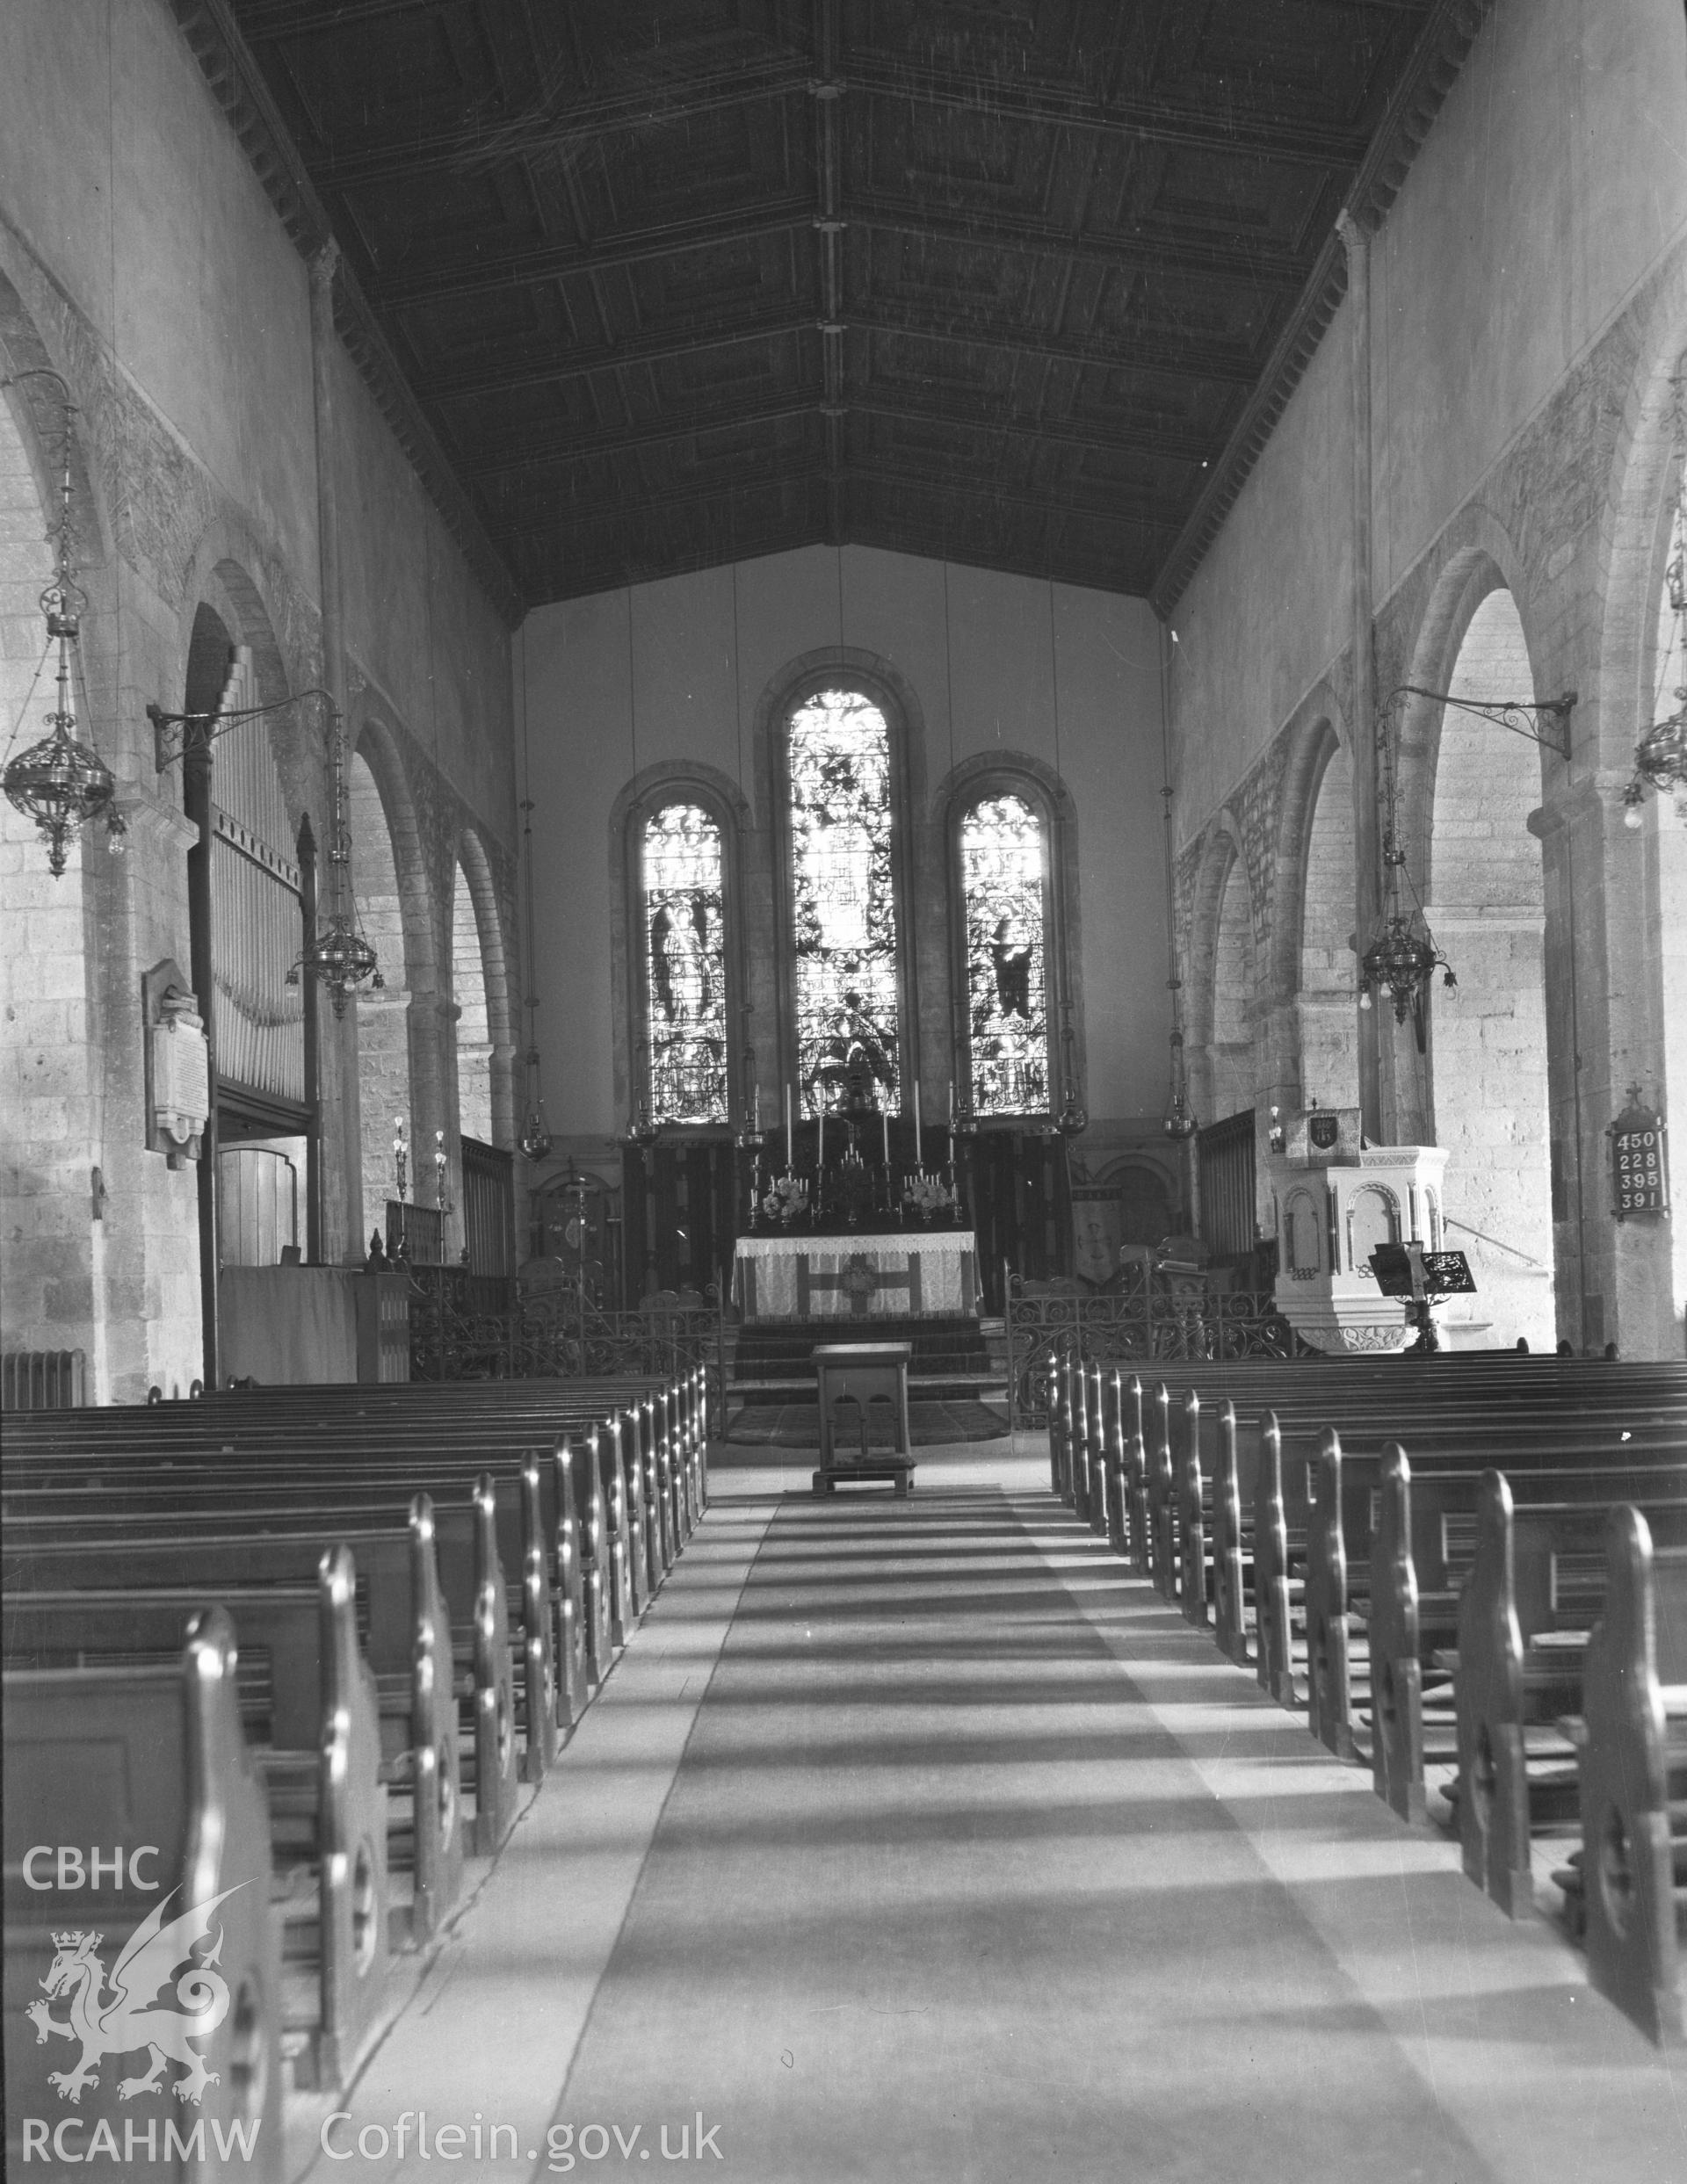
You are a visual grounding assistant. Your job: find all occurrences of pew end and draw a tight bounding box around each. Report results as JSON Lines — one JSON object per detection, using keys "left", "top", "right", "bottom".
{"left": 3, "top": 1611, "right": 282, "bottom": 2181}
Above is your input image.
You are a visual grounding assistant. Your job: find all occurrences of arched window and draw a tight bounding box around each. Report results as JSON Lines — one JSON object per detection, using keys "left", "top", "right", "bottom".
{"left": 786, "top": 688, "right": 901, "bottom": 1113}
{"left": 642, "top": 801, "right": 729, "bottom": 1125}
{"left": 959, "top": 792, "right": 1051, "bottom": 1115}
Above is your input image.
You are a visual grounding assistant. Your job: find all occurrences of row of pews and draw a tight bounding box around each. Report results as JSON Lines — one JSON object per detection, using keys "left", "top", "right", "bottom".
{"left": 2, "top": 1370, "right": 709, "bottom": 2181}
{"left": 1048, "top": 1349, "right": 1687, "bottom": 2047}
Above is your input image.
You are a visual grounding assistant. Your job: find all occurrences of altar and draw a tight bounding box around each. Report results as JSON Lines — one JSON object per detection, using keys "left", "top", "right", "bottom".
{"left": 732, "top": 1230, "right": 981, "bottom": 1323}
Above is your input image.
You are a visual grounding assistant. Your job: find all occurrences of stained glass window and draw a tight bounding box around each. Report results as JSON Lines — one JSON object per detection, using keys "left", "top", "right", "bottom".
{"left": 962, "top": 792, "right": 1050, "bottom": 1115}
{"left": 788, "top": 689, "right": 901, "bottom": 1114}
{"left": 643, "top": 803, "right": 728, "bottom": 1125}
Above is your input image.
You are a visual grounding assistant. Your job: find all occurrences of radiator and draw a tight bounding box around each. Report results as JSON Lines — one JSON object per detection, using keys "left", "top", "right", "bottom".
{"left": 1, "top": 1349, "right": 88, "bottom": 1410}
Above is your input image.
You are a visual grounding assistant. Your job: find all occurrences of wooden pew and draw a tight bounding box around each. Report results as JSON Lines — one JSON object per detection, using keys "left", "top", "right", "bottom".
{"left": 9, "top": 1366, "right": 712, "bottom": 1550}
{"left": 9, "top": 1439, "right": 597, "bottom": 1788}
{"left": 4, "top": 1382, "right": 682, "bottom": 1682}
{"left": 1453, "top": 1470, "right": 1687, "bottom": 1919}
{"left": 6, "top": 1550, "right": 390, "bottom": 2090}
{"left": 4, "top": 1609, "right": 282, "bottom": 2180}
{"left": 4, "top": 1501, "right": 465, "bottom": 1942}
{"left": 1578, "top": 1504, "right": 1687, "bottom": 2045}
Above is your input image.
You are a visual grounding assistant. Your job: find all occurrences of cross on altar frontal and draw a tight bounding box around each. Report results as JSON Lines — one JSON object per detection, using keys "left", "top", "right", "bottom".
{"left": 731, "top": 1230, "right": 981, "bottom": 1323}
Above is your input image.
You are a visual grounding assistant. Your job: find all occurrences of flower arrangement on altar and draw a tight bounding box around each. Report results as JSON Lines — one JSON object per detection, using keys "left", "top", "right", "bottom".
{"left": 763, "top": 1174, "right": 810, "bottom": 1225}
{"left": 902, "top": 1170, "right": 957, "bottom": 1218}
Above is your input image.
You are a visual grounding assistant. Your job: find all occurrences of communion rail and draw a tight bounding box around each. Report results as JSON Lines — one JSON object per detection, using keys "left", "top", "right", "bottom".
{"left": 1003, "top": 1285, "right": 1298, "bottom": 1426}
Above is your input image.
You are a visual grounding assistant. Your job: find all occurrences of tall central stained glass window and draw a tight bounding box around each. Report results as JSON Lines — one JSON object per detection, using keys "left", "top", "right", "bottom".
{"left": 788, "top": 689, "right": 901, "bottom": 1114}
{"left": 961, "top": 792, "right": 1050, "bottom": 1115}
{"left": 643, "top": 802, "right": 728, "bottom": 1125}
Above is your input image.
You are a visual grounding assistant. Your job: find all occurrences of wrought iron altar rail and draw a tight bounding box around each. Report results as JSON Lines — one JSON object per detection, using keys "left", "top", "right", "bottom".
{"left": 406, "top": 1268, "right": 724, "bottom": 1419}
{"left": 1003, "top": 1284, "right": 1299, "bottom": 1425}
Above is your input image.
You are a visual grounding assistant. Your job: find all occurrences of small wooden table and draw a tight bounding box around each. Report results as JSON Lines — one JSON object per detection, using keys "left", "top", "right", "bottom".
{"left": 812, "top": 1341, "right": 915, "bottom": 1496}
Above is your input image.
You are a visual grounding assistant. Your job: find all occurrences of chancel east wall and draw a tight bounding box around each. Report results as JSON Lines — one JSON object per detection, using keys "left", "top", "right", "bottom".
{"left": 518, "top": 546, "right": 1172, "bottom": 1188}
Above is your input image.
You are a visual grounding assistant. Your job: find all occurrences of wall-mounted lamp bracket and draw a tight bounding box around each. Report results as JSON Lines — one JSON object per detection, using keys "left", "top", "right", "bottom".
{"left": 149, "top": 685, "right": 337, "bottom": 774}
{"left": 1380, "top": 684, "right": 1577, "bottom": 762}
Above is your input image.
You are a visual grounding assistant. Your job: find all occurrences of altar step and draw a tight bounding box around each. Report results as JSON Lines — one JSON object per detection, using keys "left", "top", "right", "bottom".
{"left": 728, "top": 1314, "right": 1002, "bottom": 1406}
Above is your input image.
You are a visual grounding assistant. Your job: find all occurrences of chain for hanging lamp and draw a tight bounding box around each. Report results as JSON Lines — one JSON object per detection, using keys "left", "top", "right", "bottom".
{"left": 2, "top": 372, "right": 127, "bottom": 874}
{"left": 1624, "top": 452, "right": 1686, "bottom": 826}
{"left": 1358, "top": 831, "right": 1455, "bottom": 1052}
{"left": 284, "top": 692, "right": 381, "bottom": 1017}
{"left": 517, "top": 797, "right": 553, "bottom": 1160}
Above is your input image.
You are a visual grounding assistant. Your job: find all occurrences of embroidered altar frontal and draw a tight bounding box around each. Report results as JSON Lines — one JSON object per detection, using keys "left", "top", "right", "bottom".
{"left": 733, "top": 1232, "right": 981, "bottom": 1322}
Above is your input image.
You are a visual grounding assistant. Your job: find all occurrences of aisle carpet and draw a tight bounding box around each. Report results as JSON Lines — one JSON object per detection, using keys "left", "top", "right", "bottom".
{"left": 544, "top": 1487, "right": 1494, "bottom": 2184}
{"left": 724, "top": 1398, "right": 1010, "bottom": 1446}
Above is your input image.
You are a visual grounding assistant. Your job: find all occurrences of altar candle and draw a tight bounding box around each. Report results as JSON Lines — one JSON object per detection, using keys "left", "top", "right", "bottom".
{"left": 881, "top": 1109, "right": 890, "bottom": 1165}
{"left": 817, "top": 1103, "right": 824, "bottom": 1172}
{"left": 785, "top": 1084, "right": 793, "bottom": 1172}
{"left": 753, "top": 1081, "right": 762, "bottom": 1131}
{"left": 913, "top": 1080, "right": 923, "bottom": 1161}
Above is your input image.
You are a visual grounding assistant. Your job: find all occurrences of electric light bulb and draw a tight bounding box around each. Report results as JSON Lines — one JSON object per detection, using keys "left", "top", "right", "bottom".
{"left": 1623, "top": 799, "right": 1644, "bottom": 831}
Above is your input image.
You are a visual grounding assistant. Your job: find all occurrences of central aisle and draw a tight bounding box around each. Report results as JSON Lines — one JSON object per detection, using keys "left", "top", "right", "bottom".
{"left": 550, "top": 1485, "right": 1473, "bottom": 2182}
{"left": 306, "top": 1452, "right": 1686, "bottom": 2184}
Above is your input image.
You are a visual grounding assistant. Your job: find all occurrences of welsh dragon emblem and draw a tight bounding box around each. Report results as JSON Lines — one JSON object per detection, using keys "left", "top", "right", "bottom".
{"left": 25, "top": 1884, "right": 246, "bottom": 2106}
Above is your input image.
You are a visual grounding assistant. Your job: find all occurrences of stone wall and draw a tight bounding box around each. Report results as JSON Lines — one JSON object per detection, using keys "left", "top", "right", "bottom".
{"left": 1167, "top": 0, "right": 1687, "bottom": 1355}
{"left": 0, "top": 1, "right": 519, "bottom": 1398}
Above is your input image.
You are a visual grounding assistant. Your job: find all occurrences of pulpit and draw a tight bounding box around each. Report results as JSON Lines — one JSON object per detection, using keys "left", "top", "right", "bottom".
{"left": 812, "top": 1341, "right": 915, "bottom": 1496}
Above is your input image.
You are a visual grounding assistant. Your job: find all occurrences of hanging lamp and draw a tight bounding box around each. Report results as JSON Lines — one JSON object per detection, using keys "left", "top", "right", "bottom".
{"left": 285, "top": 693, "right": 381, "bottom": 1017}
{"left": 1624, "top": 438, "right": 1686, "bottom": 826}
{"left": 2, "top": 371, "right": 127, "bottom": 873}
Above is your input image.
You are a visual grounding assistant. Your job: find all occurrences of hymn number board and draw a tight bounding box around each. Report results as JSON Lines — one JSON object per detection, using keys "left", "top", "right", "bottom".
{"left": 1610, "top": 1097, "right": 1669, "bottom": 1219}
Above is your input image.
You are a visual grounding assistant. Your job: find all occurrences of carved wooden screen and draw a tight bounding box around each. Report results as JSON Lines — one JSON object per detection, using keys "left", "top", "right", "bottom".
{"left": 210, "top": 647, "right": 306, "bottom": 1114}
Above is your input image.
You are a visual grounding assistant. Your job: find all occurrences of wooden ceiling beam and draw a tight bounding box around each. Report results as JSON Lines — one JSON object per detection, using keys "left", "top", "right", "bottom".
{"left": 851, "top": 196, "right": 1312, "bottom": 288}
{"left": 429, "top": 312, "right": 816, "bottom": 401}
{"left": 467, "top": 390, "right": 1210, "bottom": 480}
{"left": 844, "top": 60, "right": 1369, "bottom": 170}
{"left": 493, "top": 463, "right": 829, "bottom": 540}
{"left": 238, "top": 0, "right": 450, "bottom": 37}
{"left": 427, "top": 303, "right": 1258, "bottom": 406}
{"left": 380, "top": 200, "right": 814, "bottom": 307}
{"left": 474, "top": 397, "right": 822, "bottom": 477}
{"left": 384, "top": 189, "right": 1305, "bottom": 313}
{"left": 313, "top": 58, "right": 812, "bottom": 192}
{"left": 300, "top": 47, "right": 1374, "bottom": 193}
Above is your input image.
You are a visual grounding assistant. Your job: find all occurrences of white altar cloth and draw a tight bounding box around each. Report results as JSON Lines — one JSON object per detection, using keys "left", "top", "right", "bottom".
{"left": 732, "top": 1230, "right": 980, "bottom": 1322}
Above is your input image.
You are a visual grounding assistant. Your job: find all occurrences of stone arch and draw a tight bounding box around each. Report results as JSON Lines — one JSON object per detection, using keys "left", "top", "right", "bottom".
{"left": 1186, "top": 818, "right": 1255, "bottom": 1127}
{"left": 1402, "top": 556, "right": 1555, "bottom": 1348}
{"left": 452, "top": 826, "right": 516, "bottom": 1161}
{"left": 1271, "top": 706, "right": 1359, "bottom": 1116}
{"left": 0, "top": 345, "right": 106, "bottom": 1384}
{"left": 174, "top": 528, "right": 317, "bottom": 842}
{"left": 1596, "top": 276, "right": 1687, "bottom": 1353}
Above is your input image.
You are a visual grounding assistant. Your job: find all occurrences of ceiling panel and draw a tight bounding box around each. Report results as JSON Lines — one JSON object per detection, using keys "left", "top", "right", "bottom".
{"left": 222, "top": 0, "right": 1447, "bottom": 605}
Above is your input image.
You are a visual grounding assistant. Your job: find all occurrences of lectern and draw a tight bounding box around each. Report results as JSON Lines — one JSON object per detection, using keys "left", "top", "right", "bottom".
{"left": 812, "top": 1341, "right": 915, "bottom": 1496}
